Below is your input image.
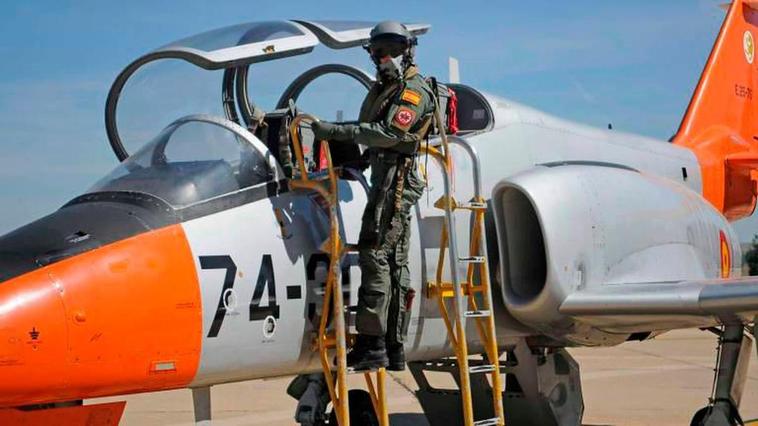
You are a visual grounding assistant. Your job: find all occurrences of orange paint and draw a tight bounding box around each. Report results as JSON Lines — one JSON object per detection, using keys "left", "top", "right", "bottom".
{"left": 0, "top": 225, "right": 202, "bottom": 407}
{"left": 674, "top": 0, "right": 758, "bottom": 221}
{"left": 720, "top": 230, "right": 732, "bottom": 278}
{"left": 0, "top": 401, "right": 125, "bottom": 425}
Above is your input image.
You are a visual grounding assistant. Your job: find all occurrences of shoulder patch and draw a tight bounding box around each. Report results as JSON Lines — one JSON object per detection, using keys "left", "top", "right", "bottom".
{"left": 392, "top": 106, "right": 417, "bottom": 131}
{"left": 401, "top": 89, "right": 422, "bottom": 106}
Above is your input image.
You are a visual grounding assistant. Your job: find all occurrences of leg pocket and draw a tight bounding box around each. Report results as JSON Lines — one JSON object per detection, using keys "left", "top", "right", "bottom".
{"left": 357, "top": 248, "right": 392, "bottom": 336}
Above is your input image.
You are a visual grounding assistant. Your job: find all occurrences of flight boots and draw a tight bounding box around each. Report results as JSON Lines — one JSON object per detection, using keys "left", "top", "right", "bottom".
{"left": 386, "top": 343, "right": 405, "bottom": 371}
{"left": 346, "top": 334, "right": 389, "bottom": 371}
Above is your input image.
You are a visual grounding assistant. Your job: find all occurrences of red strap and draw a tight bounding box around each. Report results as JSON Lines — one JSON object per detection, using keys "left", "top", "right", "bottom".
{"left": 446, "top": 88, "right": 459, "bottom": 135}
{"left": 318, "top": 141, "right": 328, "bottom": 171}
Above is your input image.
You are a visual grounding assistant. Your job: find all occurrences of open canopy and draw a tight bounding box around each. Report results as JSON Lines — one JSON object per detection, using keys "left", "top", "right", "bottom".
{"left": 105, "top": 20, "right": 430, "bottom": 161}
{"left": 90, "top": 20, "right": 499, "bottom": 215}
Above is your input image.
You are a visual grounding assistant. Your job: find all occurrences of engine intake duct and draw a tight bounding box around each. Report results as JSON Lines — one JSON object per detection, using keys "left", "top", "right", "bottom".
{"left": 493, "top": 187, "right": 547, "bottom": 306}
{"left": 491, "top": 163, "right": 740, "bottom": 339}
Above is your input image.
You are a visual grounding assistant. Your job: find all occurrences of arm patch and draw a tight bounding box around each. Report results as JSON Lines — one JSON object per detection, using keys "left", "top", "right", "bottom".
{"left": 392, "top": 107, "right": 417, "bottom": 132}
{"left": 401, "top": 89, "right": 422, "bottom": 106}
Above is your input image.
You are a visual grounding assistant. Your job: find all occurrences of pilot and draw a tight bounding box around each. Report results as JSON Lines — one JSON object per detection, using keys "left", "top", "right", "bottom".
{"left": 311, "top": 21, "right": 435, "bottom": 371}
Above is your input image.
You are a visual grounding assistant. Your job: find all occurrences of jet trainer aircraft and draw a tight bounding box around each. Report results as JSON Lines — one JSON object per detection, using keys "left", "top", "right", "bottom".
{"left": 2, "top": 2, "right": 758, "bottom": 426}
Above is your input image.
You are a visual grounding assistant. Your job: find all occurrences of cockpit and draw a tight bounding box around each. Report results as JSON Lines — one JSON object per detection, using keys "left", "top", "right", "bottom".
{"left": 93, "top": 20, "right": 495, "bottom": 212}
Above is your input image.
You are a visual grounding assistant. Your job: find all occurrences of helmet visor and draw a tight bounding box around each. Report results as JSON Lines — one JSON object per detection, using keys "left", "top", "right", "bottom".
{"left": 368, "top": 38, "right": 407, "bottom": 62}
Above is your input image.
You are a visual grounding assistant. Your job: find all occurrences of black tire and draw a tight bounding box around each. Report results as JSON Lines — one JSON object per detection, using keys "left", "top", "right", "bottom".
{"left": 328, "top": 389, "right": 379, "bottom": 426}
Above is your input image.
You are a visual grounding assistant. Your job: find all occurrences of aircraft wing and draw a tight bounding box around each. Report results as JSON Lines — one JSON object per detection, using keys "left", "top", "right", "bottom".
{"left": 558, "top": 279, "right": 758, "bottom": 332}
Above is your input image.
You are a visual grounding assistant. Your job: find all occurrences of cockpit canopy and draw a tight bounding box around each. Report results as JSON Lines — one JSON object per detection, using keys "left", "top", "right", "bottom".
{"left": 106, "top": 20, "right": 430, "bottom": 161}
{"left": 91, "top": 20, "right": 494, "bottom": 214}
{"left": 91, "top": 115, "right": 279, "bottom": 209}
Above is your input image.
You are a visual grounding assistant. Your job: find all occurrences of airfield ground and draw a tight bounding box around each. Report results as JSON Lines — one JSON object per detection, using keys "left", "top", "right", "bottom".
{"left": 91, "top": 329, "right": 758, "bottom": 425}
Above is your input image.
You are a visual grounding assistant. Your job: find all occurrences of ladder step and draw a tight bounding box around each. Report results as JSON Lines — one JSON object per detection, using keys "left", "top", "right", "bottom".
{"left": 458, "top": 256, "right": 486, "bottom": 264}
{"left": 460, "top": 201, "right": 488, "bottom": 210}
{"left": 433, "top": 195, "right": 458, "bottom": 211}
{"left": 469, "top": 364, "right": 496, "bottom": 374}
{"left": 473, "top": 418, "right": 502, "bottom": 426}
{"left": 428, "top": 282, "right": 487, "bottom": 298}
{"left": 464, "top": 310, "right": 491, "bottom": 318}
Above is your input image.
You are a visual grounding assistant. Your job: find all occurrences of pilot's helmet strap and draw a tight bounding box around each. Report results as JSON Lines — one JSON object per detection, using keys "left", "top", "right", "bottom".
{"left": 405, "top": 41, "right": 416, "bottom": 67}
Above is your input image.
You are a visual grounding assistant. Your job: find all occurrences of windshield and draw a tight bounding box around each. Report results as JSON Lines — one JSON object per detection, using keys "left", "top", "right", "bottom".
{"left": 90, "top": 117, "right": 272, "bottom": 208}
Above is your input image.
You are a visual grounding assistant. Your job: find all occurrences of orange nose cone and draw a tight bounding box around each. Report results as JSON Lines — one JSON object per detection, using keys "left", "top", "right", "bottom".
{"left": 0, "top": 269, "right": 68, "bottom": 404}
{"left": 0, "top": 225, "right": 202, "bottom": 407}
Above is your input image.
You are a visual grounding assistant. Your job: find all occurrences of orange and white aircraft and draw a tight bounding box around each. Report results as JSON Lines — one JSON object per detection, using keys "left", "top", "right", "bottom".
{"left": 2, "top": 2, "right": 758, "bottom": 426}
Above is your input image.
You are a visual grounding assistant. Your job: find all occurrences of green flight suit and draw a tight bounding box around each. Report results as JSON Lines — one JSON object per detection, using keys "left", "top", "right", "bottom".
{"left": 349, "top": 66, "right": 435, "bottom": 345}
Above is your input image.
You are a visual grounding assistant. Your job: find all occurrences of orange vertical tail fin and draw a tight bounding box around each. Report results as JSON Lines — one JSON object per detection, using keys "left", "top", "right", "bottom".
{"left": 673, "top": 0, "right": 758, "bottom": 220}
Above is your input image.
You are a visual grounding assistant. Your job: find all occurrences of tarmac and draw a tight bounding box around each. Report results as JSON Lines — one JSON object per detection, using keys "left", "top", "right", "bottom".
{"left": 91, "top": 329, "right": 758, "bottom": 425}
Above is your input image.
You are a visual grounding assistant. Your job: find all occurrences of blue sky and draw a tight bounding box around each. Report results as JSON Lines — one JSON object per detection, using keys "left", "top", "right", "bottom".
{"left": 2, "top": 1, "right": 755, "bottom": 238}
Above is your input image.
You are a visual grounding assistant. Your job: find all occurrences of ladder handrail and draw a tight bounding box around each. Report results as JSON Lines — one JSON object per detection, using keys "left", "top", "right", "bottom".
{"left": 419, "top": 143, "right": 466, "bottom": 318}
{"left": 419, "top": 140, "right": 475, "bottom": 424}
{"left": 421, "top": 130, "right": 505, "bottom": 426}
{"left": 446, "top": 135, "right": 483, "bottom": 199}
{"left": 446, "top": 136, "right": 504, "bottom": 425}
{"left": 289, "top": 114, "right": 348, "bottom": 425}
{"left": 420, "top": 135, "right": 487, "bottom": 320}
{"left": 288, "top": 114, "right": 389, "bottom": 426}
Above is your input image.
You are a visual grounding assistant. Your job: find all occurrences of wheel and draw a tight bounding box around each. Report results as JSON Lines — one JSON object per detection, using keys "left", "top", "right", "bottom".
{"left": 328, "top": 389, "right": 379, "bottom": 426}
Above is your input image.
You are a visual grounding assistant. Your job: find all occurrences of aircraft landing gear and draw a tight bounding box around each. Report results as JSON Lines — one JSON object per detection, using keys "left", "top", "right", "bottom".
{"left": 191, "top": 386, "right": 211, "bottom": 425}
{"left": 328, "top": 390, "right": 379, "bottom": 426}
{"left": 288, "top": 374, "right": 331, "bottom": 426}
{"left": 690, "top": 324, "right": 753, "bottom": 426}
{"left": 288, "top": 374, "right": 379, "bottom": 426}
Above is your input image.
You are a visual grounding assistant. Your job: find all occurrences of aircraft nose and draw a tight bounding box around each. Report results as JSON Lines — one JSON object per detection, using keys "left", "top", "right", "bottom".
{"left": 0, "top": 224, "right": 203, "bottom": 408}
{"left": 0, "top": 269, "right": 69, "bottom": 404}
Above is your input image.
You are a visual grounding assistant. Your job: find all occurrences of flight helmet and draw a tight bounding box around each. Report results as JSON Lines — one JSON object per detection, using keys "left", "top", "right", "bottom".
{"left": 365, "top": 21, "right": 417, "bottom": 80}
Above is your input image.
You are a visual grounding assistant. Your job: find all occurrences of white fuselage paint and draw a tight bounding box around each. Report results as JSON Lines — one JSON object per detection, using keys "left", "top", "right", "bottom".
{"left": 183, "top": 93, "right": 714, "bottom": 386}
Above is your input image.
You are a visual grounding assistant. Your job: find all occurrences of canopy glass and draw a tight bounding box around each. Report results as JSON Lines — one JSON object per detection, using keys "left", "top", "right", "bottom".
{"left": 106, "top": 20, "right": 430, "bottom": 161}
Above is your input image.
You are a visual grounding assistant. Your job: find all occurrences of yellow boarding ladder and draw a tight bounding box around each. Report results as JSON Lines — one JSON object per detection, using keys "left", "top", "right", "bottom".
{"left": 421, "top": 111, "right": 505, "bottom": 426}
{"left": 289, "top": 115, "right": 389, "bottom": 426}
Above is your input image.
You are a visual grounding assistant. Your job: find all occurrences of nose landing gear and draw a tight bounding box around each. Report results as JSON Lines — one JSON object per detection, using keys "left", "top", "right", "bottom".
{"left": 690, "top": 324, "right": 755, "bottom": 426}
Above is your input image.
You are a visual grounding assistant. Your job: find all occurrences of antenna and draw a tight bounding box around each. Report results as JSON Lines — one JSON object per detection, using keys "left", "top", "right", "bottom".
{"left": 449, "top": 57, "right": 460, "bottom": 84}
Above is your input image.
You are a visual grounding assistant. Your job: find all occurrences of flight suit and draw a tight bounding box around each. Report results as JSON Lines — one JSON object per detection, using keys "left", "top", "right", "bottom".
{"left": 350, "top": 66, "right": 435, "bottom": 346}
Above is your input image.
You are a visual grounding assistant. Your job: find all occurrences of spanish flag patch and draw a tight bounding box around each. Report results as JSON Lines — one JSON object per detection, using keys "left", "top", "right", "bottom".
{"left": 401, "top": 89, "right": 422, "bottom": 106}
